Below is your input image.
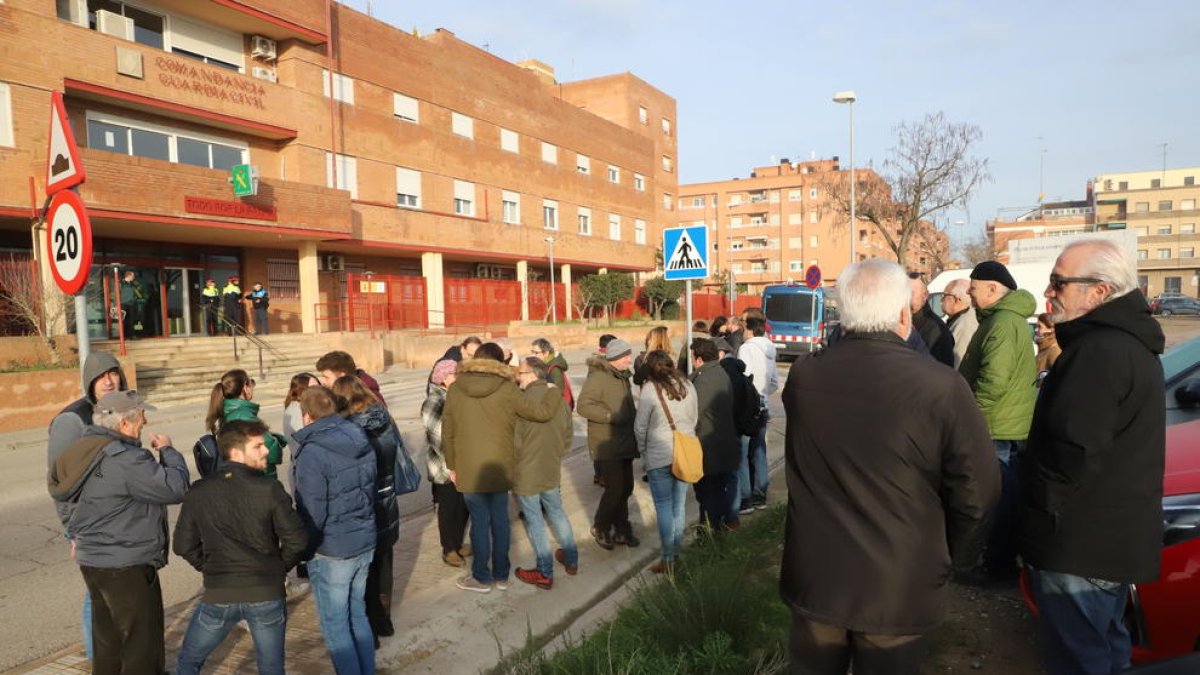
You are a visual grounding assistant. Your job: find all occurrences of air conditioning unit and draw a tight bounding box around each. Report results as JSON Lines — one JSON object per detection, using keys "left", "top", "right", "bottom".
{"left": 316, "top": 255, "right": 327, "bottom": 271}
{"left": 326, "top": 254, "right": 345, "bottom": 272}
{"left": 96, "top": 9, "right": 134, "bottom": 41}
{"left": 251, "top": 35, "right": 277, "bottom": 61}
{"left": 252, "top": 67, "right": 277, "bottom": 83}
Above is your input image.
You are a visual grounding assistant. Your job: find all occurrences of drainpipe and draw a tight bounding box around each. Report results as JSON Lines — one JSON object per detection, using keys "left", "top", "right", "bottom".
{"left": 325, "top": 0, "right": 337, "bottom": 190}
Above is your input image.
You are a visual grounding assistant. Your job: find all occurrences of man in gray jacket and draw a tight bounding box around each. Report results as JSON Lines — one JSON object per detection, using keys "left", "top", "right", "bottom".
{"left": 48, "top": 390, "right": 189, "bottom": 675}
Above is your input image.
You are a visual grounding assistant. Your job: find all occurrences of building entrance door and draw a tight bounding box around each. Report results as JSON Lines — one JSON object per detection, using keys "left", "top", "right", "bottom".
{"left": 165, "top": 268, "right": 205, "bottom": 335}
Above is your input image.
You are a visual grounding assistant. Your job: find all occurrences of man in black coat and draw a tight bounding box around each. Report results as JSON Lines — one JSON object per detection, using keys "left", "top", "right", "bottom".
{"left": 781, "top": 259, "right": 999, "bottom": 674}
{"left": 174, "top": 419, "right": 309, "bottom": 674}
{"left": 1019, "top": 239, "right": 1165, "bottom": 675}
{"left": 689, "top": 337, "right": 742, "bottom": 531}
{"left": 909, "top": 272, "right": 955, "bottom": 367}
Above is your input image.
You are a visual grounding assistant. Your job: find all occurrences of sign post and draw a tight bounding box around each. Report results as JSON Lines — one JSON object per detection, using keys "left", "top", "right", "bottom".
{"left": 44, "top": 91, "right": 91, "bottom": 385}
{"left": 805, "top": 264, "right": 822, "bottom": 330}
{"left": 663, "top": 225, "right": 710, "bottom": 365}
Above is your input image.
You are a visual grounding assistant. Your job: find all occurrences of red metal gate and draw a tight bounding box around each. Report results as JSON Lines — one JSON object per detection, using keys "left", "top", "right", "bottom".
{"left": 443, "top": 278, "right": 523, "bottom": 328}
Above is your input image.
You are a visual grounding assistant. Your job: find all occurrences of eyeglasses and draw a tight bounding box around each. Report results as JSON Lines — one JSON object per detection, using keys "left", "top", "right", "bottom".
{"left": 1048, "top": 274, "right": 1103, "bottom": 292}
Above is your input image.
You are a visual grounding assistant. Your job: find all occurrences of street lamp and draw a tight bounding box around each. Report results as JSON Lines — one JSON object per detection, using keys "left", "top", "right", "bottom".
{"left": 544, "top": 236, "right": 557, "bottom": 325}
{"left": 833, "top": 90, "right": 857, "bottom": 266}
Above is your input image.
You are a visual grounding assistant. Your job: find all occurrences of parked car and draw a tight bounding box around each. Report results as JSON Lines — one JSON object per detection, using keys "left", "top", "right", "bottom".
{"left": 1152, "top": 295, "right": 1200, "bottom": 316}
{"left": 1019, "top": 336, "right": 1200, "bottom": 665}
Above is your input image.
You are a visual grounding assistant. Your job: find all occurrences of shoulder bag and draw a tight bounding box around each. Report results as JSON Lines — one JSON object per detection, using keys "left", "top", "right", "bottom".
{"left": 654, "top": 384, "right": 704, "bottom": 484}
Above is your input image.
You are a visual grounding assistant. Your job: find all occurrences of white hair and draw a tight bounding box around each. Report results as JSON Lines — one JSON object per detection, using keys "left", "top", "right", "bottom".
{"left": 92, "top": 407, "right": 142, "bottom": 432}
{"left": 945, "top": 278, "right": 971, "bottom": 299}
{"left": 1063, "top": 238, "right": 1137, "bottom": 300}
{"left": 838, "top": 259, "right": 911, "bottom": 333}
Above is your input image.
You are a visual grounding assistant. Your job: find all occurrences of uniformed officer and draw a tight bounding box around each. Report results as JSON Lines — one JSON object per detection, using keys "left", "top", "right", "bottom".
{"left": 246, "top": 282, "right": 270, "bottom": 335}
{"left": 221, "top": 276, "right": 243, "bottom": 334}
{"left": 119, "top": 270, "right": 146, "bottom": 339}
{"left": 199, "top": 279, "right": 220, "bottom": 336}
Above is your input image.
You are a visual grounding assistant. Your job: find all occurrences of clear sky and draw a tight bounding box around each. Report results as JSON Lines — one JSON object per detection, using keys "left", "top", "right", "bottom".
{"left": 359, "top": 0, "right": 1197, "bottom": 247}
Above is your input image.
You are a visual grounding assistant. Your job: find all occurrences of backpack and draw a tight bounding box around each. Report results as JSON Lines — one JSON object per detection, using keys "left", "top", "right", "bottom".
{"left": 192, "top": 433, "right": 224, "bottom": 478}
{"left": 548, "top": 363, "right": 575, "bottom": 411}
{"left": 729, "top": 366, "right": 767, "bottom": 437}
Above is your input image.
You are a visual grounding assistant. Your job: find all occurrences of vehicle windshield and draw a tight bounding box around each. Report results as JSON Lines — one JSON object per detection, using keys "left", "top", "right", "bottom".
{"left": 765, "top": 292, "right": 816, "bottom": 323}
{"left": 1164, "top": 336, "right": 1200, "bottom": 387}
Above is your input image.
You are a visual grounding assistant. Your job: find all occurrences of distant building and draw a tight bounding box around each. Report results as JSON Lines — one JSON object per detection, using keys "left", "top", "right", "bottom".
{"left": 677, "top": 158, "right": 946, "bottom": 293}
{"left": 987, "top": 198, "right": 1096, "bottom": 265}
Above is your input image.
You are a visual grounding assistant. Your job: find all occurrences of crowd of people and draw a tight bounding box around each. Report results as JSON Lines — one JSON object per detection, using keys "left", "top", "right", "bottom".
{"left": 42, "top": 237, "right": 1164, "bottom": 675}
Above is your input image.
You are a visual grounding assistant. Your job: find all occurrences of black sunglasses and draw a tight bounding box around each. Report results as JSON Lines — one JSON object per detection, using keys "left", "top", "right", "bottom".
{"left": 1048, "top": 274, "right": 1103, "bottom": 292}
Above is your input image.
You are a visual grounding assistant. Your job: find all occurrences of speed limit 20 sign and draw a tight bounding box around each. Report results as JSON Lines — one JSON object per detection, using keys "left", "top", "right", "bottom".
{"left": 45, "top": 190, "right": 93, "bottom": 295}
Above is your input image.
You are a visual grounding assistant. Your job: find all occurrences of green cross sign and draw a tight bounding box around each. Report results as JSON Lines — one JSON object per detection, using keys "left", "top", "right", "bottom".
{"left": 231, "top": 164, "right": 256, "bottom": 197}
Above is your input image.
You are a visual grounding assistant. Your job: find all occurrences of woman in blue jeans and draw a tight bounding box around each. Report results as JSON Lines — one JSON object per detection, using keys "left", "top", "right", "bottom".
{"left": 633, "top": 350, "right": 699, "bottom": 574}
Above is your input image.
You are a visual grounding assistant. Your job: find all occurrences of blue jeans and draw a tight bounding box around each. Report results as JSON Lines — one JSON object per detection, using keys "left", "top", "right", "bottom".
{"left": 1028, "top": 568, "right": 1131, "bottom": 675}
{"left": 516, "top": 488, "right": 577, "bottom": 578}
{"left": 82, "top": 591, "right": 93, "bottom": 661}
{"left": 647, "top": 466, "right": 688, "bottom": 561}
{"left": 308, "top": 551, "right": 375, "bottom": 675}
{"left": 175, "top": 599, "right": 287, "bottom": 675}
{"left": 463, "top": 491, "right": 511, "bottom": 584}
{"left": 985, "top": 440, "right": 1023, "bottom": 577}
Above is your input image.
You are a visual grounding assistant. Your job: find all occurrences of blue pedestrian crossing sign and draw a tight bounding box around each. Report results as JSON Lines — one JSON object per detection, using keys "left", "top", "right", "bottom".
{"left": 663, "top": 225, "right": 708, "bottom": 280}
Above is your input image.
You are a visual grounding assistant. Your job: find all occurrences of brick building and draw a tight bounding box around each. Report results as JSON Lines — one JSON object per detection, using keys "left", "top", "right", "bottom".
{"left": 986, "top": 199, "right": 1095, "bottom": 265}
{"left": 678, "top": 158, "right": 947, "bottom": 293}
{"left": 0, "top": 0, "right": 675, "bottom": 337}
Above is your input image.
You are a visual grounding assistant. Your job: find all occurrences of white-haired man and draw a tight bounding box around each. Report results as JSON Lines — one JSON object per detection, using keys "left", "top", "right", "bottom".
{"left": 781, "top": 258, "right": 999, "bottom": 674}
{"left": 48, "top": 390, "right": 189, "bottom": 675}
{"left": 942, "top": 278, "right": 978, "bottom": 368}
{"left": 1020, "top": 239, "right": 1165, "bottom": 675}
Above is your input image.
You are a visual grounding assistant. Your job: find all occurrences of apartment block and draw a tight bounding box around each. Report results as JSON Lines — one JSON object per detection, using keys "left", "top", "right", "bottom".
{"left": 987, "top": 200, "right": 1096, "bottom": 265}
{"left": 0, "top": 0, "right": 671, "bottom": 336}
{"left": 677, "top": 159, "right": 946, "bottom": 293}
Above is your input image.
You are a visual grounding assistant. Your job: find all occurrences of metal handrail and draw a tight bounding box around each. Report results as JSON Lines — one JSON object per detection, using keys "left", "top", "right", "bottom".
{"left": 215, "top": 314, "right": 285, "bottom": 380}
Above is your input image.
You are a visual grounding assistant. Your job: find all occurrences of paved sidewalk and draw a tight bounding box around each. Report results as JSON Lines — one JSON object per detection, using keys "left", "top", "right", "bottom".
{"left": 7, "top": 357, "right": 788, "bottom": 675}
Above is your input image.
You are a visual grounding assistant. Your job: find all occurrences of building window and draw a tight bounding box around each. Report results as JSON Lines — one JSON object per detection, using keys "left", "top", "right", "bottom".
{"left": 788, "top": 190, "right": 802, "bottom": 201}
{"left": 1137, "top": 249, "right": 1148, "bottom": 260}
{"left": 1165, "top": 276, "right": 1183, "bottom": 293}
{"left": 789, "top": 260, "right": 804, "bottom": 272}
{"left": 691, "top": 196, "right": 704, "bottom": 208}
{"left": 1158, "top": 225, "right": 1173, "bottom": 235}
{"left": 1186, "top": 176, "right": 1196, "bottom": 186}
{"left": 86, "top": 112, "right": 246, "bottom": 170}
{"left": 731, "top": 216, "right": 742, "bottom": 227}
{"left": 809, "top": 188, "right": 819, "bottom": 199}
{"left": 577, "top": 207, "right": 591, "bottom": 235}
{"left": 1134, "top": 226, "right": 1149, "bottom": 236}
{"left": 809, "top": 211, "right": 818, "bottom": 224}
{"left": 788, "top": 213, "right": 801, "bottom": 225}
{"left": 661, "top": 155, "right": 673, "bottom": 173}
{"left": 322, "top": 70, "right": 355, "bottom": 104}
{"left": 1183, "top": 224, "right": 1196, "bottom": 234}
{"left": 1135, "top": 202, "right": 1149, "bottom": 213}
{"left": 0, "top": 83, "right": 11, "bottom": 147}
{"left": 634, "top": 218, "right": 646, "bottom": 245}
{"left": 501, "top": 190, "right": 520, "bottom": 224}
{"left": 88, "top": 0, "right": 165, "bottom": 49}
{"left": 576, "top": 154, "right": 590, "bottom": 174}
{"left": 1159, "top": 200, "right": 1173, "bottom": 211}
{"left": 500, "top": 128, "right": 518, "bottom": 153}
{"left": 1151, "top": 178, "right": 1162, "bottom": 189}
{"left": 265, "top": 258, "right": 299, "bottom": 299}
{"left": 325, "top": 152, "right": 358, "bottom": 199}
{"left": 1182, "top": 247, "right": 1195, "bottom": 258}
{"left": 541, "top": 142, "right": 557, "bottom": 164}
{"left": 661, "top": 118, "right": 672, "bottom": 136}
{"left": 609, "top": 214, "right": 621, "bottom": 240}
{"left": 638, "top": 106, "right": 648, "bottom": 124}
{"left": 1157, "top": 248, "right": 1171, "bottom": 259}
{"left": 393, "top": 93, "right": 419, "bottom": 123}
{"left": 663, "top": 193, "right": 673, "bottom": 211}
{"left": 608, "top": 165, "right": 620, "bottom": 183}
{"left": 1119, "top": 181, "right": 1129, "bottom": 190}
{"left": 634, "top": 174, "right": 645, "bottom": 191}
{"left": 729, "top": 194, "right": 743, "bottom": 206}
{"left": 395, "top": 166, "right": 421, "bottom": 208}
{"left": 1183, "top": 200, "right": 1196, "bottom": 211}
{"left": 453, "top": 180, "right": 475, "bottom": 216}
{"left": 451, "top": 112, "right": 474, "bottom": 139}
{"left": 542, "top": 200, "right": 558, "bottom": 230}
{"left": 810, "top": 235, "right": 819, "bottom": 248}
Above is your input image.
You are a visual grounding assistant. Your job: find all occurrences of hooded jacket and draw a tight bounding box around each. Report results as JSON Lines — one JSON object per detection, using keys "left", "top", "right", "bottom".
{"left": 1019, "top": 291, "right": 1166, "bottom": 582}
{"left": 292, "top": 413, "right": 377, "bottom": 558}
{"left": 348, "top": 404, "right": 401, "bottom": 547}
{"left": 512, "top": 380, "right": 575, "bottom": 496}
{"left": 222, "top": 398, "right": 284, "bottom": 478}
{"left": 48, "top": 352, "right": 128, "bottom": 469}
{"left": 576, "top": 356, "right": 639, "bottom": 462}
{"left": 545, "top": 353, "right": 570, "bottom": 389}
{"left": 49, "top": 426, "right": 189, "bottom": 569}
{"left": 958, "top": 289, "right": 1039, "bottom": 440}
{"left": 442, "top": 358, "right": 561, "bottom": 493}
{"left": 690, "top": 360, "right": 741, "bottom": 475}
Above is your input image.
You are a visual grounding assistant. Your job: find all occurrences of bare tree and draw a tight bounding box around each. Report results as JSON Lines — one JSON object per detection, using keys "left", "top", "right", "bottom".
{"left": 0, "top": 255, "right": 70, "bottom": 364}
{"left": 961, "top": 233, "right": 998, "bottom": 266}
{"left": 824, "top": 112, "right": 990, "bottom": 267}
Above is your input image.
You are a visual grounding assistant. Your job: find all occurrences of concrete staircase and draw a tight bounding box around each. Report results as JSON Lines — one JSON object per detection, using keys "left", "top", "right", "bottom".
{"left": 96, "top": 333, "right": 335, "bottom": 407}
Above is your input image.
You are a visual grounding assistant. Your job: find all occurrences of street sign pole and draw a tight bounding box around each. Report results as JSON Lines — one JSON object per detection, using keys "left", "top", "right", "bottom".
{"left": 686, "top": 280, "right": 693, "bottom": 367}
{"left": 75, "top": 294, "right": 89, "bottom": 388}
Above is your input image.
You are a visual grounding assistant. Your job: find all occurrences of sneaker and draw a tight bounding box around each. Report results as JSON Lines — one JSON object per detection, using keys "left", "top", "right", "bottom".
{"left": 442, "top": 551, "right": 466, "bottom": 567}
{"left": 738, "top": 502, "right": 755, "bottom": 516}
{"left": 614, "top": 532, "right": 641, "bottom": 548}
{"left": 516, "top": 567, "right": 553, "bottom": 590}
{"left": 455, "top": 574, "right": 492, "bottom": 594}
{"left": 555, "top": 548, "right": 578, "bottom": 575}
{"left": 753, "top": 499, "right": 768, "bottom": 511}
{"left": 591, "top": 526, "right": 615, "bottom": 551}
{"left": 494, "top": 578, "right": 509, "bottom": 591}
{"left": 649, "top": 560, "right": 674, "bottom": 574}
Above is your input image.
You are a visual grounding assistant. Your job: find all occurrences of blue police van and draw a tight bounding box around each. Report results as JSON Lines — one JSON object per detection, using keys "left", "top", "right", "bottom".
{"left": 761, "top": 283, "right": 838, "bottom": 359}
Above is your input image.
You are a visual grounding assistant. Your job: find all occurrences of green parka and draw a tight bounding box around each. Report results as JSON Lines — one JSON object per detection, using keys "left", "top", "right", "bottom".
{"left": 442, "top": 358, "right": 560, "bottom": 493}
{"left": 512, "top": 380, "right": 575, "bottom": 496}
{"left": 958, "top": 289, "right": 1039, "bottom": 440}
{"left": 576, "top": 356, "right": 638, "bottom": 461}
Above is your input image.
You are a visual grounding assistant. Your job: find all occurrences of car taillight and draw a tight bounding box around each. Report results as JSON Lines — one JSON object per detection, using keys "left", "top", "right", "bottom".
{"left": 1163, "top": 494, "right": 1200, "bottom": 546}
{"left": 765, "top": 321, "right": 771, "bottom": 333}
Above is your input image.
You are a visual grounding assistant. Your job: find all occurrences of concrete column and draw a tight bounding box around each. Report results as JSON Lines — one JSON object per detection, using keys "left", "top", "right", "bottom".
{"left": 516, "top": 260, "right": 529, "bottom": 321}
{"left": 421, "top": 252, "right": 445, "bottom": 328}
{"left": 561, "top": 263, "right": 572, "bottom": 320}
{"left": 298, "top": 242, "right": 320, "bottom": 333}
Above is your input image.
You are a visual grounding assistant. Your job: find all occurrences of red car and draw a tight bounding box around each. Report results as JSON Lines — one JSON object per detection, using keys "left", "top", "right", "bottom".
{"left": 1020, "top": 336, "right": 1200, "bottom": 665}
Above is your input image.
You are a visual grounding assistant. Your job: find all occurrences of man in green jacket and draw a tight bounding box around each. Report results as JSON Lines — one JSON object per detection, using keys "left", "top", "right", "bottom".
{"left": 959, "top": 260, "right": 1038, "bottom": 582}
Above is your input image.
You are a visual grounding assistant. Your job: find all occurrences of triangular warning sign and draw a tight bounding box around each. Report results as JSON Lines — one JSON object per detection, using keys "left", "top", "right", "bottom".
{"left": 46, "top": 91, "right": 86, "bottom": 196}
{"left": 666, "top": 230, "right": 703, "bottom": 271}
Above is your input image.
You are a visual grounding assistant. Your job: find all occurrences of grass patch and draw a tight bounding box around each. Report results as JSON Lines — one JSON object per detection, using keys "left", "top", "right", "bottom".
{"left": 497, "top": 506, "right": 790, "bottom": 675}
{"left": 0, "top": 359, "right": 79, "bottom": 373}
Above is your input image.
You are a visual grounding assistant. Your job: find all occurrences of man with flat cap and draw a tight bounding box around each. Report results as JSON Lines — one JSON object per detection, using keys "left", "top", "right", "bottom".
{"left": 222, "top": 276, "right": 244, "bottom": 333}
{"left": 960, "top": 260, "right": 1038, "bottom": 583}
